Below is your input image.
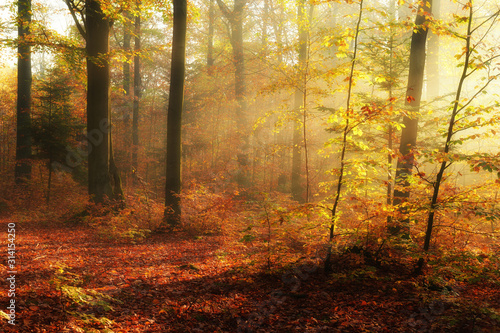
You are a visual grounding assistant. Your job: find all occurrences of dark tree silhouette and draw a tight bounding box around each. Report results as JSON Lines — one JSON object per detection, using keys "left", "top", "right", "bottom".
{"left": 15, "top": 0, "right": 32, "bottom": 184}
{"left": 163, "top": 0, "right": 187, "bottom": 228}
{"left": 391, "top": 0, "right": 432, "bottom": 235}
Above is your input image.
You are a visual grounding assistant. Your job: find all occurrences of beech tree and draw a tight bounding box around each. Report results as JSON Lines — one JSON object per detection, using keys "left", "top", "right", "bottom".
{"left": 291, "top": 0, "right": 308, "bottom": 203}
{"left": 417, "top": 3, "right": 500, "bottom": 273}
{"left": 391, "top": 0, "right": 432, "bottom": 234}
{"left": 163, "top": 0, "right": 187, "bottom": 228}
{"left": 132, "top": 1, "right": 141, "bottom": 174}
{"left": 15, "top": 0, "right": 32, "bottom": 184}
{"left": 324, "top": 0, "right": 364, "bottom": 274}
{"left": 86, "top": 0, "right": 114, "bottom": 201}
{"left": 64, "top": 0, "right": 123, "bottom": 202}
{"left": 216, "top": 0, "right": 249, "bottom": 186}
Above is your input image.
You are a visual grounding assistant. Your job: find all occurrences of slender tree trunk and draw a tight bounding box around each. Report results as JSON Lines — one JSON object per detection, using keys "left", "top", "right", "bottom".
{"left": 426, "top": 0, "right": 440, "bottom": 100}
{"left": 86, "top": 0, "right": 113, "bottom": 202}
{"left": 122, "top": 10, "right": 132, "bottom": 186}
{"left": 123, "top": 11, "right": 132, "bottom": 97}
{"left": 47, "top": 160, "right": 52, "bottom": 204}
{"left": 291, "top": 0, "right": 308, "bottom": 203}
{"left": 262, "top": 0, "right": 268, "bottom": 52}
{"left": 216, "top": 0, "right": 248, "bottom": 186}
{"left": 386, "top": 0, "right": 396, "bottom": 225}
{"left": 163, "top": 0, "right": 187, "bottom": 228}
{"left": 391, "top": 0, "right": 432, "bottom": 235}
{"left": 15, "top": 0, "right": 32, "bottom": 184}
{"left": 416, "top": 4, "right": 498, "bottom": 273}
{"left": 269, "top": 0, "right": 284, "bottom": 64}
{"left": 291, "top": 93, "right": 303, "bottom": 202}
{"left": 132, "top": 1, "right": 141, "bottom": 175}
{"left": 232, "top": 0, "right": 246, "bottom": 124}
{"left": 109, "top": 127, "right": 124, "bottom": 200}
{"left": 325, "top": 0, "right": 364, "bottom": 275}
{"left": 232, "top": 0, "right": 249, "bottom": 187}
{"left": 207, "top": 0, "right": 215, "bottom": 68}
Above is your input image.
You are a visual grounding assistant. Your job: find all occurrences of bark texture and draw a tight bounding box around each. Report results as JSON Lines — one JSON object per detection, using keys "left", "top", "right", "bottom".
{"left": 163, "top": 0, "right": 187, "bottom": 227}
{"left": 15, "top": 0, "right": 32, "bottom": 183}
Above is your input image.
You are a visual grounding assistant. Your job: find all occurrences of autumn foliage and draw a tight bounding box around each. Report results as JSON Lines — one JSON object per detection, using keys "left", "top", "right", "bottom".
{"left": 1, "top": 0, "right": 500, "bottom": 331}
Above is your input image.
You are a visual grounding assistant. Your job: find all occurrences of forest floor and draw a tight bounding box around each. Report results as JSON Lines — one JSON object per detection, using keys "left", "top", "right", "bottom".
{"left": 1, "top": 215, "right": 499, "bottom": 333}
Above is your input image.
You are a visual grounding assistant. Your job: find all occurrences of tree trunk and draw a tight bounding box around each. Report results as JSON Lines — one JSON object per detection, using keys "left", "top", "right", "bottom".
{"left": 109, "top": 127, "right": 124, "bottom": 200}
{"left": 262, "top": 0, "right": 268, "bottom": 52}
{"left": 86, "top": 0, "right": 113, "bottom": 202}
{"left": 15, "top": 0, "right": 32, "bottom": 184}
{"left": 231, "top": 0, "right": 246, "bottom": 124}
{"left": 207, "top": 0, "right": 215, "bottom": 68}
{"left": 163, "top": 0, "right": 187, "bottom": 228}
{"left": 426, "top": 0, "right": 440, "bottom": 100}
{"left": 132, "top": 1, "right": 141, "bottom": 175}
{"left": 122, "top": 10, "right": 132, "bottom": 186}
{"left": 291, "top": 93, "right": 303, "bottom": 202}
{"left": 416, "top": 4, "right": 497, "bottom": 274}
{"left": 123, "top": 11, "right": 132, "bottom": 97}
{"left": 216, "top": 0, "right": 249, "bottom": 187}
{"left": 391, "top": 0, "right": 432, "bottom": 235}
{"left": 325, "top": 0, "right": 364, "bottom": 275}
{"left": 291, "top": 0, "right": 308, "bottom": 203}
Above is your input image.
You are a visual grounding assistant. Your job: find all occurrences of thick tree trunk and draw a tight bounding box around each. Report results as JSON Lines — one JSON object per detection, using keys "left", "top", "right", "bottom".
{"left": 391, "top": 0, "right": 432, "bottom": 235}
{"left": 163, "top": 0, "right": 187, "bottom": 227}
{"left": 15, "top": 0, "right": 32, "bottom": 184}
{"left": 86, "top": 0, "right": 113, "bottom": 202}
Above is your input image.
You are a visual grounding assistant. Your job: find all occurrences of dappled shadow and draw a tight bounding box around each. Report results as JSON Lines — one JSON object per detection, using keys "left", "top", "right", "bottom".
{"left": 2, "top": 223, "right": 499, "bottom": 332}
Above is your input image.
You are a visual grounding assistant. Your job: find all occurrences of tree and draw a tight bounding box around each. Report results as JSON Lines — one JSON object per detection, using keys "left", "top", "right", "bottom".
{"left": 15, "top": 0, "right": 32, "bottom": 184}
{"left": 123, "top": 11, "right": 132, "bottom": 98}
{"left": 291, "top": 0, "right": 308, "bottom": 203}
{"left": 216, "top": 0, "right": 249, "bottom": 186}
{"left": 32, "top": 68, "right": 83, "bottom": 204}
{"left": 85, "top": 0, "right": 114, "bottom": 202}
{"left": 325, "top": 0, "right": 364, "bottom": 274}
{"left": 417, "top": 3, "right": 500, "bottom": 273}
{"left": 426, "top": 0, "right": 440, "bottom": 100}
{"left": 132, "top": 1, "right": 141, "bottom": 175}
{"left": 162, "top": 0, "right": 187, "bottom": 228}
{"left": 207, "top": 0, "right": 215, "bottom": 68}
{"left": 391, "top": 0, "right": 432, "bottom": 235}
{"left": 64, "top": 0, "right": 123, "bottom": 202}
{"left": 216, "top": 0, "right": 246, "bottom": 122}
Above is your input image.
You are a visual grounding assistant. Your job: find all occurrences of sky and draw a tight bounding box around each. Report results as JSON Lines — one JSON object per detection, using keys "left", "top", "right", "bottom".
{"left": 0, "top": 0, "right": 72, "bottom": 67}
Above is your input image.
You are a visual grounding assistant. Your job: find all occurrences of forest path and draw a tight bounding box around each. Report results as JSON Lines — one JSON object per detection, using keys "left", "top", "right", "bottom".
{"left": 1, "top": 219, "right": 499, "bottom": 332}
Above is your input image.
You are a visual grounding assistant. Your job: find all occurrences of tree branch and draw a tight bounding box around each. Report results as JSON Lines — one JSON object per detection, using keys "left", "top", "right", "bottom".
{"left": 64, "top": 0, "right": 87, "bottom": 41}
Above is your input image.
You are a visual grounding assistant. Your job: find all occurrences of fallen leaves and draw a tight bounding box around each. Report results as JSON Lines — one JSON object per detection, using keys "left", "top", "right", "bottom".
{"left": 0, "top": 220, "right": 499, "bottom": 332}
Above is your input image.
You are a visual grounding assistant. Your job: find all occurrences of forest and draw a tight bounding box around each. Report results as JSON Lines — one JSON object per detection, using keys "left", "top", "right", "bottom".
{"left": 0, "top": 0, "right": 499, "bottom": 331}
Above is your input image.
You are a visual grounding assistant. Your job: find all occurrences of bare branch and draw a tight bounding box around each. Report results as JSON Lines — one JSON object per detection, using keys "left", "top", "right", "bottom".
{"left": 64, "top": 0, "right": 86, "bottom": 41}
